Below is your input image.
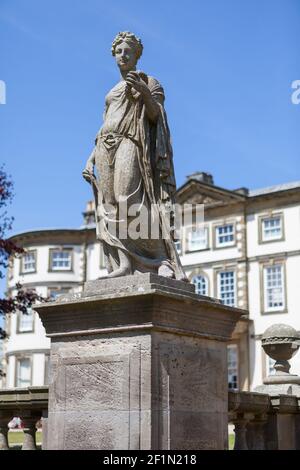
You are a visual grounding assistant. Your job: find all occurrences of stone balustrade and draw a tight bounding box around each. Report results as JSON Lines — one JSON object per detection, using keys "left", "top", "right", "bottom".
{"left": 228, "top": 390, "right": 300, "bottom": 450}
{"left": 1, "top": 386, "right": 299, "bottom": 450}
{"left": 0, "top": 387, "right": 48, "bottom": 450}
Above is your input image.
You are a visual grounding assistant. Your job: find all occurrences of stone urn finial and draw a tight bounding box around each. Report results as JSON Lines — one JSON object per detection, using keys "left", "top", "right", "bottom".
{"left": 262, "top": 324, "right": 300, "bottom": 385}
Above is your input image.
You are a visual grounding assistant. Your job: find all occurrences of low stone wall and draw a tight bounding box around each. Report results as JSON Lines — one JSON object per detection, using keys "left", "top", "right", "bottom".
{"left": 1, "top": 387, "right": 299, "bottom": 450}
{"left": 228, "top": 390, "right": 300, "bottom": 450}
{"left": 0, "top": 386, "right": 48, "bottom": 450}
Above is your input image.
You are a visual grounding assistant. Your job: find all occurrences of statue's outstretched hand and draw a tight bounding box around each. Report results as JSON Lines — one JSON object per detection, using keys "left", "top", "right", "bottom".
{"left": 82, "top": 164, "right": 94, "bottom": 183}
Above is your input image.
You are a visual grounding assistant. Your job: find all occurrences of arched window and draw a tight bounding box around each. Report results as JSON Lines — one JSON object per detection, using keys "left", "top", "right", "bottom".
{"left": 192, "top": 274, "right": 208, "bottom": 296}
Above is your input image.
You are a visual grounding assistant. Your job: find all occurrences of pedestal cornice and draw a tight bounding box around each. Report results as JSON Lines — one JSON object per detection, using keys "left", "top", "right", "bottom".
{"left": 34, "top": 273, "right": 244, "bottom": 341}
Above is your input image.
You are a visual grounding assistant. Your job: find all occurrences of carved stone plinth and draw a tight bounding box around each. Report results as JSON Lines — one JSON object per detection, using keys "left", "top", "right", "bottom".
{"left": 0, "top": 414, "right": 10, "bottom": 451}
{"left": 35, "top": 273, "right": 242, "bottom": 450}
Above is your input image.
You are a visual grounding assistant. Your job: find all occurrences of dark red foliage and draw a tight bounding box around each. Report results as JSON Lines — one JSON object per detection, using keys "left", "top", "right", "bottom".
{"left": 0, "top": 166, "right": 14, "bottom": 206}
{"left": 0, "top": 166, "right": 47, "bottom": 343}
{"left": 0, "top": 166, "right": 23, "bottom": 278}
{"left": 0, "top": 283, "right": 45, "bottom": 326}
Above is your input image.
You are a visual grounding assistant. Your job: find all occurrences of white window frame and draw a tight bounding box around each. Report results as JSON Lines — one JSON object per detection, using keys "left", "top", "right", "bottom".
{"left": 21, "top": 251, "right": 36, "bottom": 274}
{"left": 261, "top": 215, "right": 283, "bottom": 243}
{"left": 192, "top": 274, "right": 209, "bottom": 296}
{"left": 217, "top": 270, "right": 236, "bottom": 307}
{"left": 15, "top": 357, "right": 32, "bottom": 388}
{"left": 49, "top": 249, "right": 72, "bottom": 271}
{"left": 227, "top": 344, "right": 239, "bottom": 391}
{"left": 187, "top": 226, "right": 209, "bottom": 252}
{"left": 215, "top": 223, "right": 235, "bottom": 248}
{"left": 263, "top": 264, "right": 285, "bottom": 312}
{"left": 17, "top": 308, "right": 34, "bottom": 333}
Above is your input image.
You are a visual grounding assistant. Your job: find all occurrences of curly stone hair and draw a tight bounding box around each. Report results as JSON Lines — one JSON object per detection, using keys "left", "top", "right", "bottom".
{"left": 111, "top": 31, "right": 143, "bottom": 60}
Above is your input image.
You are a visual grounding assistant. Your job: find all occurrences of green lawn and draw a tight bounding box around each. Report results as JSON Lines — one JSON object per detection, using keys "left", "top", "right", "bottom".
{"left": 8, "top": 431, "right": 42, "bottom": 448}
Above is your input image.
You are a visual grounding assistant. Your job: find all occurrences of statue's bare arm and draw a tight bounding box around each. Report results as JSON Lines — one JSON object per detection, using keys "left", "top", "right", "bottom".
{"left": 82, "top": 147, "right": 96, "bottom": 183}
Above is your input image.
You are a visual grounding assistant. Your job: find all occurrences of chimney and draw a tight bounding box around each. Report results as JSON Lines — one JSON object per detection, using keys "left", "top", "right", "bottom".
{"left": 187, "top": 172, "right": 214, "bottom": 185}
{"left": 234, "top": 187, "right": 249, "bottom": 196}
{"left": 82, "top": 200, "right": 96, "bottom": 227}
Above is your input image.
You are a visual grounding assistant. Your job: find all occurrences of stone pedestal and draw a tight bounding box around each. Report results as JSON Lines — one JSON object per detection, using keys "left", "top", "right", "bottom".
{"left": 35, "top": 273, "right": 242, "bottom": 450}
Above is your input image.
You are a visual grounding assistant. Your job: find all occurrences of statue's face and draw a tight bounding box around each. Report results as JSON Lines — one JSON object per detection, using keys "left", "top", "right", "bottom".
{"left": 114, "top": 41, "right": 137, "bottom": 71}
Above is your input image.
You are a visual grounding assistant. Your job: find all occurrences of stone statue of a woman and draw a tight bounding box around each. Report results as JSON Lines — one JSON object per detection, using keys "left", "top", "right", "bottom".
{"left": 83, "top": 32, "right": 186, "bottom": 281}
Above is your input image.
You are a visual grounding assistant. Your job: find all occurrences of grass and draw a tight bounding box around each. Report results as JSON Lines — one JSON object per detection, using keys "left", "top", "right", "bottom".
{"left": 8, "top": 431, "right": 42, "bottom": 448}
{"left": 229, "top": 434, "right": 235, "bottom": 450}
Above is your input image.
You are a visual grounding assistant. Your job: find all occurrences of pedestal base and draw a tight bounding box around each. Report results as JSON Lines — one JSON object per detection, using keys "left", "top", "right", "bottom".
{"left": 35, "top": 274, "right": 243, "bottom": 450}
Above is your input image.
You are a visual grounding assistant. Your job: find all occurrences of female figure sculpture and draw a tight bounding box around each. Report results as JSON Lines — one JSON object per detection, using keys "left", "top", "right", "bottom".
{"left": 83, "top": 32, "right": 186, "bottom": 281}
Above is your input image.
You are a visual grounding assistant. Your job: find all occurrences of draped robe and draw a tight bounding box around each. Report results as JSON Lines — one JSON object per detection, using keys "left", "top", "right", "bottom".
{"left": 91, "top": 73, "right": 186, "bottom": 281}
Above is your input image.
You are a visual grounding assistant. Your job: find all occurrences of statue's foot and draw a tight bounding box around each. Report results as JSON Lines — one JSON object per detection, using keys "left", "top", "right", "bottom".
{"left": 106, "top": 266, "right": 132, "bottom": 278}
{"left": 158, "top": 263, "right": 175, "bottom": 279}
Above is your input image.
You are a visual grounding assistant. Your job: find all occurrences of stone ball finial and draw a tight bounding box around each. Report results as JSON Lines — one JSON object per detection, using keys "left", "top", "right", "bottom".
{"left": 262, "top": 323, "right": 299, "bottom": 342}
{"left": 262, "top": 323, "right": 300, "bottom": 384}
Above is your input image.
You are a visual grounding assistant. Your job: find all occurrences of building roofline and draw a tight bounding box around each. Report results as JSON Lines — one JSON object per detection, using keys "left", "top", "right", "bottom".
{"left": 176, "top": 177, "right": 300, "bottom": 202}
{"left": 248, "top": 181, "right": 300, "bottom": 198}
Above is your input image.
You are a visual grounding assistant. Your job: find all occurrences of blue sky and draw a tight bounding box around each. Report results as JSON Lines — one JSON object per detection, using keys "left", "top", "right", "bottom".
{"left": 0, "top": 0, "right": 299, "bottom": 233}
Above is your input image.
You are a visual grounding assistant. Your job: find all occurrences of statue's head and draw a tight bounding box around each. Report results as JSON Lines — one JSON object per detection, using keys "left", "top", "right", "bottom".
{"left": 111, "top": 32, "right": 143, "bottom": 72}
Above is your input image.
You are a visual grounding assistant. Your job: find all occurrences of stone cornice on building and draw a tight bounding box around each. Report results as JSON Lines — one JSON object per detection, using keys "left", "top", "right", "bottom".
{"left": 182, "top": 250, "right": 300, "bottom": 271}
{"left": 5, "top": 280, "right": 81, "bottom": 295}
{"left": 5, "top": 348, "right": 50, "bottom": 357}
{"left": 9, "top": 227, "right": 96, "bottom": 246}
